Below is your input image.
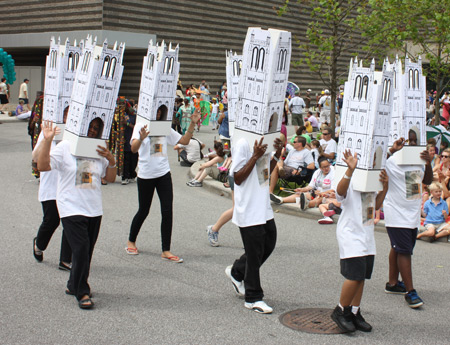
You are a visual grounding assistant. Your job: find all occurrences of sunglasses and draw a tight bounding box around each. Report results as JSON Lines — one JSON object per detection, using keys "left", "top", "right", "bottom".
{"left": 323, "top": 132, "right": 330, "bottom": 135}
{"left": 442, "top": 155, "right": 450, "bottom": 158}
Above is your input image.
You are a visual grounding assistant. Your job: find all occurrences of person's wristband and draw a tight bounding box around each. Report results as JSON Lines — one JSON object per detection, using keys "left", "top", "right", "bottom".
{"left": 344, "top": 174, "right": 351, "bottom": 180}
{"left": 387, "top": 149, "right": 393, "bottom": 157}
{"left": 273, "top": 155, "right": 280, "bottom": 162}
{"left": 187, "top": 129, "right": 194, "bottom": 135}
{"left": 108, "top": 163, "right": 116, "bottom": 168}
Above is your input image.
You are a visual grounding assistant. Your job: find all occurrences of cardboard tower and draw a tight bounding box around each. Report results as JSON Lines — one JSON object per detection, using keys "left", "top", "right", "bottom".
{"left": 225, "top": 50, "right": 243, "bottom": 137}
{"left": 64, "top": 36, "right": 125, "bottom": 158}
{"left": 335, "top": 58, "right": 394, "bottom": 191}
{"left": 233, "top": 27, "right": 291, "bottom": 147}
{"left": 136, "top": 40, "right": 180, "bottom": 136}
{"left": 42, "top": 37, "right": 84, "bottom": 140}
{"left": 388, "top": 55, "right": 426, "bottom": 164}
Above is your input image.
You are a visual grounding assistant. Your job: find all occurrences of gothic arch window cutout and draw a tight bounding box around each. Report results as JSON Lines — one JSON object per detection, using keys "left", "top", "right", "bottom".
{"left": 354, "top": 76, "right": 362, "bottom": 99}
{"left": 169, "top": 57, "right": 174, "bottom": 74}
{"left": 251, "top": 47, "right": 258, "bottom": 69}
{"left": 245, "top": 104, "right": 249, "bottom": 113}
{"left": 347, "top": 137, "right": 352, "bottom": 148}
{"left": 102, "top": 56, "right": 110, "bottom": 77}
{"left": 409, "top": 69, "right": 414, "bottom": 89}
{"left": 362, "top": 76, "right": 369, "bottom": 100}
{"left": 109, "top": 58, "right": 116, "bottom": 78}
{"left": 414, "top": 69, "right": 419, "bottom": 89}
{"left": 357, "top": 139, "right": 362, "bottom": 149}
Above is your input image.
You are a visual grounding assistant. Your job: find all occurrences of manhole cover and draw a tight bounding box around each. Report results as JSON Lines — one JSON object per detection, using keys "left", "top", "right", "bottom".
{"left": 279, "top": 308, "right": 345, "bottom": 334}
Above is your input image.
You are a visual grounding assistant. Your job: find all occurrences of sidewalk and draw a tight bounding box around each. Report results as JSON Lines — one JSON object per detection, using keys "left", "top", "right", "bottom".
{"left": 0, "top": 103, "right": 23, "bottom": 123}
{"left": 189, "top": 160, "right": 449, "bottom": 243}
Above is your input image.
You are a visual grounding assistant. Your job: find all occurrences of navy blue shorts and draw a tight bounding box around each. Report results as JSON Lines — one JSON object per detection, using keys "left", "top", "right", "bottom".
{"left": 340, "top": 255, "right": 375, "bottom": 281}
{"left": 386, "top": 227, "right": 418, "bottom": 255}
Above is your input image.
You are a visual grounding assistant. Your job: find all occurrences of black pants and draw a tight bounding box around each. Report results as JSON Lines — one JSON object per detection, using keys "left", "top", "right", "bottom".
{"left": 122, "top": 151, "right": 138, "bottom": 180}
{"left": 231, "top": 219, "right": 277, "bottom": 303}
{"left": 35, "top": 200, "right": 72, "bottom": 263}
{"left": 129, "top": 172, "right": 173, "bottom": 251}
{"left": 62, "top": 215, "right": 101, "bottom": 301}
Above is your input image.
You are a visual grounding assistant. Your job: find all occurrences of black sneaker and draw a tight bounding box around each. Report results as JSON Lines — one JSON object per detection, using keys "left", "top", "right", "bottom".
{"left": 33, "top": 237, "right": 43, "bottom": 262}
{"left": 385, "top": 281, "right": 407, "bottom": 294}
{"left": 299, "top": 192, "right": 309, "bottom": 211}
{"left": 351, "top": 309, "right": 372, "bottom": 332}
{"left": 405, "top": 289, "right": 424, "bottom": 308}
{"left": 59, "top": 262, "right": 72, "bottom": 271}
{"left": 270, "top": 193, "right": 283, "bottom": 205}
{"left": 331, "top": 305, "right": 356, "bottom": 332}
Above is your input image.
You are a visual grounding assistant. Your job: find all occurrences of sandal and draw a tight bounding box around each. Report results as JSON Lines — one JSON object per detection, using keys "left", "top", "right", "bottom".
{"left": 79, "top": 297, "right": 94, "bottom": 309}
{"left": 161, "top": 255, "right": 184, "bottom": 263}
{"left": 66, "top": 289, "right": 92, "bottom": 298}
{"left": 125, "top": 247, "right": 139, "bottom": 255}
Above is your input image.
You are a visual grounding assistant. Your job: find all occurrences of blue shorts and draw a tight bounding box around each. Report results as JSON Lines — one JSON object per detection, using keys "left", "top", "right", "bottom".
{"left": 386, "top": 227, "right": 418, "bottom": 255}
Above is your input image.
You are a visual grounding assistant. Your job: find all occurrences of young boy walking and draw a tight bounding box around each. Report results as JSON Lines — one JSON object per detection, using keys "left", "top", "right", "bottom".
{"left": 331, "top": 150, "right": 389, "bottom": 332}
{"left": 418, "top": 182, "right": 450, "bottom": 242}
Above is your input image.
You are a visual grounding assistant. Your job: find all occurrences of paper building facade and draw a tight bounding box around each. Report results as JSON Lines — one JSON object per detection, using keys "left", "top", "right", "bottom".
{"left": 233, "top": 27, "right": 291, "bottom": 146}
{"left": 335, "top": 57, "right": 394, "bottom": 191}
{"left": 64, "top": 36, "right": 125, "bottom": 158}
{"left": 225, "top": 50, "right": 242, "bottom": 137}
{"left": 136, "top": 40, "right": 180, "bottom": 136}
{"left": 387, "top": 55, "right": 426, "bottom": 164}
{"left": 43, "top": 37, "right": 83, "bottom": 140}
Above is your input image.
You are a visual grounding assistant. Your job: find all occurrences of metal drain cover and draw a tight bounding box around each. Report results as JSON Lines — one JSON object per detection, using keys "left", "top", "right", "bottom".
{"left": 279, "top": 308, "right": 345, "bottom": 334}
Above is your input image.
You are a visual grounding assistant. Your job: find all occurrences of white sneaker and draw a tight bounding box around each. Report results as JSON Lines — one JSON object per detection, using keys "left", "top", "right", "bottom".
{"left": 225, "top": 265, "right": 245, "bottom": 296}
{"left": 206, "top": 225, "right": 219, "bottom": 247}
{"left": 244, "top": 300, "right": 273, "bottom": 314}
{"left": 129, "top": 178, "right": 136, "bottom": 183}
{"left": 318, "top": 216, "right": 333, "bottom": 224}
{"left": 121, "top": 179, "right": 129, "bottom": 185}
{"left": 270, "top": 193, "right": 283, "bottom": 205}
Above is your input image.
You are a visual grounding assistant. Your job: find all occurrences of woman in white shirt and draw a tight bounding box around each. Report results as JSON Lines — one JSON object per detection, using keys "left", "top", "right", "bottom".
{"left": 37, "top": 119, "right": 117, "bottom": 309}
{"left": 125, "top": 110, "right": 201, "bottom": 262}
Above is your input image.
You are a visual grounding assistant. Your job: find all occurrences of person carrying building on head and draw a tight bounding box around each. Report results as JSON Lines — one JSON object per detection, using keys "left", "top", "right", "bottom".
{"left": 330, "top": 149, "right": 389, "bottom": 333}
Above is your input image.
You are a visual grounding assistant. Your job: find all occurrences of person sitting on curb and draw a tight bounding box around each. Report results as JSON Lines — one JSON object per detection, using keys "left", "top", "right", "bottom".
{"left": 187, "top": 141, "right": 226, "bottom": 187}
{"left": 174, "top": 137, "right": 205, "bottom": 166}
{"left": 319, "top": 126, "right": 337, "bottom": 162}
{"left": 418, "top": 181, "right": 450, "bottom": 242}
{"left": 269, "top": 136, "right": 315, "bottom": 194}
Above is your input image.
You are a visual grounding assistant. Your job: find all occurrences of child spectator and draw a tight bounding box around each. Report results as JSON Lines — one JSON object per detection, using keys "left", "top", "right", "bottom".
{"left": 187, "top": 141, "right": 226, "bottom": 187}
{"left": 311, "top": 140, "right": 323, "bottom": 169}
{"left": 210, "top": 98, "right": 220, "bottom": 130}
{"left": 331, "top": 150, "right": 389, "bottom": 333}
{"left": 418, "top": 182, "right": 450, "bottom": 242}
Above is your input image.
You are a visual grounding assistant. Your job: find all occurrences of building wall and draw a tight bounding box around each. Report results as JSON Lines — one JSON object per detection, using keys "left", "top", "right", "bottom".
{"left": 2, "top": 0, "right": 361, "bottom": 100}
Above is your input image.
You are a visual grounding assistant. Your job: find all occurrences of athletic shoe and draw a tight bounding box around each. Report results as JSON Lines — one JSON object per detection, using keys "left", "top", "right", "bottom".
{"left": 270, "top": 193, "right": 283, "bottom": 205}
{"left": 331, "top": 305, "right": 356, "bottom": 332}
{"left": 189, "top": 181, "right": 203, "bottom": 187}
{"left": 206, "top": 225, "right": 219, "bottom": 247}
{"left": 121, "top": 179, "right": 129, "bottom": 185}
{"left": 244, "top": 300, "right": 273, "bottom": 314}
{"left": 129, "top": 178, "right": 136, "bottom": 183}
{"left": 225, "top": 265, "right": 245, "bottom": 297}
{"left": 323, "top": 210, "right": 336, "bottom": 217}
{"left": 318, "top": 216, "right": 333, "bottom": 224}
{"left": 33, "top": 237, "right": 43, "bottom": 262}
{"left": 299, "top": 192, "right": 309, "bottom": 211}
{"left": 405, "top": 289, "right": 424, "bottom": 308}
{"left": 385, "top": 281, "right": 407, "bottom": 294}
{"left": 351, "top": 309, "right": 372, "bottom": 332}
{"left": 186, "top": 179, "right": 196, "bottom": 186}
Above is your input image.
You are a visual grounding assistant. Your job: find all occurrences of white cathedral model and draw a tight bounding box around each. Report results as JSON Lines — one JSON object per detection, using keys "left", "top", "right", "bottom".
{"left": 64, "top": 35, "right": 125, "bottom": 158}
{"left": 387, "top": 55, "right": 426, "bottom": 164}
{"left": 43, "top": 37, "right": 84, "bottom": 140}
{"left": 225, "top": 50, "right": 242, "bottom": 137}
{"left": 233, "top": 27, "right": 291, "bottom": 146}
{"left": 136, "top": 40, "right": 180, "bottom": 136}
{"left": 336, "top": 57, "right": 394, "bottom": 191}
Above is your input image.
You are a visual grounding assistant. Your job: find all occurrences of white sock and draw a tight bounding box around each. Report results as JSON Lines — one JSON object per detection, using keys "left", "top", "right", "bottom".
{"left": 352, "top": 306, "right": 360, "bottom": 315}
{"left": 338, "top": 303, "right": 344, "bottom": 311}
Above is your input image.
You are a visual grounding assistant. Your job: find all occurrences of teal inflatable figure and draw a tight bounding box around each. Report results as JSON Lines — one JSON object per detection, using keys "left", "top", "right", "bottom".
{"left": 0, "top": 48, "right": 16, "bottom": 84}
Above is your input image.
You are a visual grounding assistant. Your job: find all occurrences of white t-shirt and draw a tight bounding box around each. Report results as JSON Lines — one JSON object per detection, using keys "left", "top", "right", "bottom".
{"left": 19, "top": 82, "right": 28, "bottom": 98}
{"left": 336, "top": 183, "right": 376, "bottom": 259}
{"left": 384, "top": 152, "right": 425, "bottom": 228}
{"left": 230, "top": 138, "right": 273, "bottom": 227}
{"left": 50, "top": 141, "right": 108, "bottom": 218}
{"left": 34, "top": 132, "right": 58, "bottom": 202}
{"left": 284, "top": 148, "right": 314, "bottom": 169}
{"left": 0, "top": 82, "right": 7, "bottom": 95}
{"left": 132, "top": 124, "right": 182, "bottom": 179}
{"left": 211, "top": 103, "right": 219, "bottom": 114}
{"left": 309, "top": 166, "right": 335, "bottom": 192}
{"left": 289, "top": 96, "right": 306, "bottom": 114}
{"left": 319, "top": 95, "right": 331, "bottom": 110}
{"left": 178, "top": 138, "right": 203, "bottom": 163}
{"left": 319, "top": 138, "right": 337, "bottom": 156}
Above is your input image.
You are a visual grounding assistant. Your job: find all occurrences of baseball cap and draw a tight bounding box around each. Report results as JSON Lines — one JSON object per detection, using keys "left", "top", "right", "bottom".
{"left": 307, "top": 89, "right": 312, "bottom": 92}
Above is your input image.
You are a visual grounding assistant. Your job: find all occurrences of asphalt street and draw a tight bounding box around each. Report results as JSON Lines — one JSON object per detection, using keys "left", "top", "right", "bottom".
{"left": 1, "top": 121, "right": 449, "bottom": 344}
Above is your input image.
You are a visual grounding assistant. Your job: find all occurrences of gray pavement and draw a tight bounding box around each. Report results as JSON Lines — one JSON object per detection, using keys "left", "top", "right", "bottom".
{"left": 1, "top": 121, "right": 450, "bottom": 344}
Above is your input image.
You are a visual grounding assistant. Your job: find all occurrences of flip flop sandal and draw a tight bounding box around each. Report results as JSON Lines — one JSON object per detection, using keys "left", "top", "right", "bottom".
{"left": 79, "top": 298, "right": 94, "bottom": 309}
{"left": 125, "top": 247, "right": 139, "bottom": 255}
{"left": 161, "top": 255, "right": 184, "bottom": 263}
{"left": 66, "top": 289, "right": 92, "bottom": 298}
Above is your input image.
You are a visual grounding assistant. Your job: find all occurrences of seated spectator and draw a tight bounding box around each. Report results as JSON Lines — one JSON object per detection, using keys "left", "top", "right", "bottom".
{"left": 305, "top": 120, "right": 313, "bottom": 133}
{"left": 311, "top": 140, "right": 323, "bottom": 169}
{"left": 174, "top": 137, "right": 205, "bottom": 166}
{"left": 307, "top": 111, "right": 319, "bottom": 131}
{"left": 290, "top": 125, "right": 312, "bottom": 146}
{"left": 187, "top": 141, "right": 225, "bottom": 187}
{"left": 269, "top": 136, "right": 315, "bottom": 194}
{"left": 418, "top": 182, "right": 450, "bottom": 242}
{"left": 435, "top": 148, "right": 450, "bottom": 183}
{"left": 15, "top": 99, "right": 32, "bottom": 119}
{"left": 319, "top": 126, "right": 337, "bottom": 162}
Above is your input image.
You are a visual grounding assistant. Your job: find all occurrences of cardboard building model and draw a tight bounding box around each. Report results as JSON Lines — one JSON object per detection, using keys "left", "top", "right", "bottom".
{"left": 335, "top": 57, "right": 394, "bottom": 192}
{"left": 233, "top": 27, "right": 291, "bottom": 147}
{"left": 387, "top": 55, "right": 426, "bottom": 164}
{"left": 136, "top": 40, "right": 180, "bottom": 136}
{"left": 225, "top": 50, "right": 243, "bottom": 137}
{"left": 64, "top": 36, "right": 125, "bottom": 158}
{"left": 42, "top": 37, "right": 84, "bottom": 140}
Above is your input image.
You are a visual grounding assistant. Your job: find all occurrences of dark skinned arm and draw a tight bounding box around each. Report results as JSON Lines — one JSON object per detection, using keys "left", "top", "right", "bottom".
{"left": 234, "top": 137, "right": 267, "bottom": 185}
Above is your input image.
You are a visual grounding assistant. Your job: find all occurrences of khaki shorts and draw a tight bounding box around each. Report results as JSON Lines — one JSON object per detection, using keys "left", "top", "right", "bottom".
{"left": 425, "top": 222, "right": 450, "bottom": 233}
{"left": 291, "top": 113, "right": 304, "bottom": 126}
